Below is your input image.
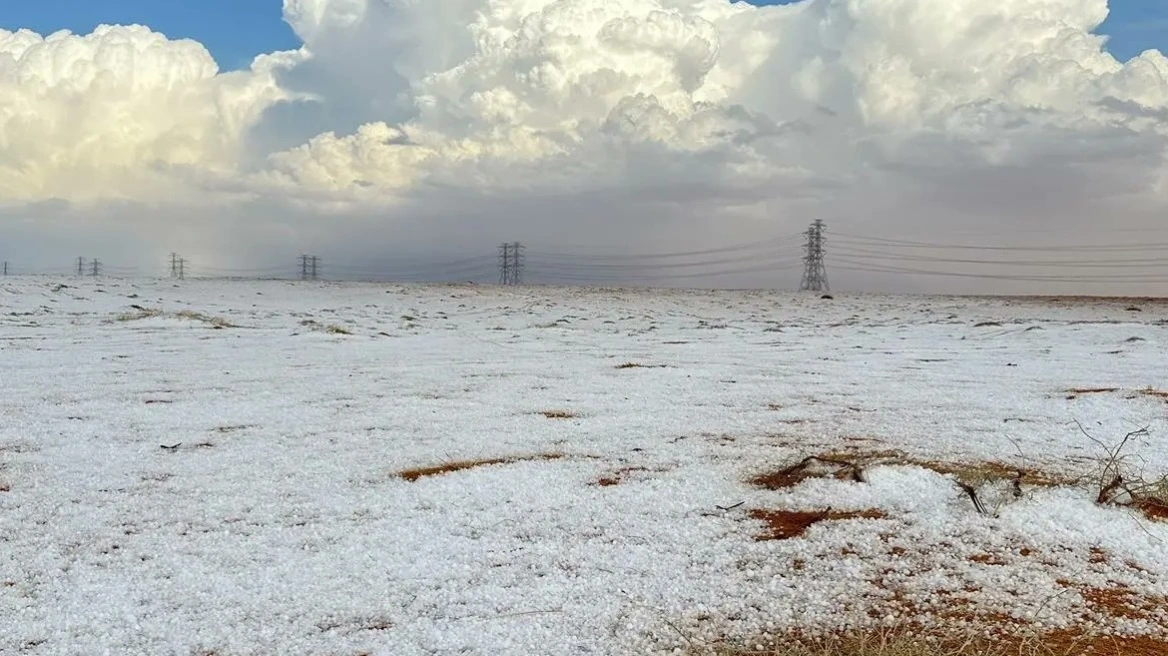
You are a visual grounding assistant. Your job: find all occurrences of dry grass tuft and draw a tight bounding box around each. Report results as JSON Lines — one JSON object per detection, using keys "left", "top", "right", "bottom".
{"left": 115, "top": 307, "right": 238, "bottom": 328}
{"left": 702, "top": 635, "right": 946, "bottom": 656}
{"left": 174, "top": 310, "right": 238, "bottom": 329}
{"left": 696, "top": 629, "right": 1168, "bottom": 656}
{"left": 300, "top": 319, "right": 352, "bottom": 335}
{"left": 749, "top": 508, "right": 886, "bottom": 541}
{"left": 397, "top": 454, "right": 565, "bottom": 482}
{"left": 116, "top": 308, "right": 163, "bottom": 321}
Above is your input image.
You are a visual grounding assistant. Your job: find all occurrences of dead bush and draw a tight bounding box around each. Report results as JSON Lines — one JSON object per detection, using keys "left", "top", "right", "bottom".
{"left": 1076, "top": 422, "right": 1168, "bottom": 522}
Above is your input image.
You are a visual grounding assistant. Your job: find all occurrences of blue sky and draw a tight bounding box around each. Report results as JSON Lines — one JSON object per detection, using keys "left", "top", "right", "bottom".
{"left": 1, "top": 0, "right": 1163, "bottom": 69}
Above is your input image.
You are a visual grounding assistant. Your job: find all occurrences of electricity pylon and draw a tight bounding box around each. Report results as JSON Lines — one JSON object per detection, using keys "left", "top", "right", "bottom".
{"left": 799, "top": 219, "right": 829, "bottom": 292}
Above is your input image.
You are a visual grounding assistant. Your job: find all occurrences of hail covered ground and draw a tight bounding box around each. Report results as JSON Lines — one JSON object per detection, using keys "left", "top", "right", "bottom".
{"left": 1, "top": 278, "right": 1167, "bottom": 654}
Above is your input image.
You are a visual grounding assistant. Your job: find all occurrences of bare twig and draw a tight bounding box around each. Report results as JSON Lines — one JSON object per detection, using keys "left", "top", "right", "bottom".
{"left": 957, "top": 481, "right": 988, "bottom": 515}
{"left": 1005, "top": 435, "right": 1027, "bottom": 461}
{"left": 1097, "top": 475, "right": 1124, "bottom": 505}
{"left": 489, "top": 609, "right": 563, "bottom": 619}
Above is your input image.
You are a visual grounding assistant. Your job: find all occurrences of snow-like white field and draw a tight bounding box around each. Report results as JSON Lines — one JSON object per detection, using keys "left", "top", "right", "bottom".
{"left": 2, "top": 278, "right": 1167, "bottom": 655}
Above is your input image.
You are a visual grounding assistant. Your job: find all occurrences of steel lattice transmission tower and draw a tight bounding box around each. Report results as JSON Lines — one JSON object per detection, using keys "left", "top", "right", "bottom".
{"left": 299, "top": 254, "right": 320, "bottom": 281}
{"left": 498, "top": 242, "right": 524, "bottom": 285}
{"left": 799, "top": 219, "right": 829, "bottom": 292}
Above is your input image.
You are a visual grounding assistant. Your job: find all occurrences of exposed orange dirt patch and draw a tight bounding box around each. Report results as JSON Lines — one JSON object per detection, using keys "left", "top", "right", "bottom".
{"left": 1133, "top": 497, "right": 1168, "bottom": 521}
{"left": 1066, "top": 387, "right": 1120, "bottom": 396}
{"left": 910, "top": 459, "right": 1070, "bottom": 487}
{"left": 397, "top": 454, "right": 565, "bottom": 482}
{"left": 967, "top": 553, "right": 1008, "bottom": 566}
{"left": 751, "top": 456, "right": 865, "bottom": 490}
{"left": 1139, "top": 388, "right": 1168, "bottom": 402}
{"left": 749, "top": 508, "right": 886, "bottom": 541}
{"left": 594, "top": 466, "right": 650, "bottom": 487}
{"left": 751, "top": 450, "right": 1070, "bottom": 491}
{"left": 1080, "top": 585, "right": 1168, "bottom": 623}
{"left": 1064, "top": 386, "right": 1168, "bottom": 403}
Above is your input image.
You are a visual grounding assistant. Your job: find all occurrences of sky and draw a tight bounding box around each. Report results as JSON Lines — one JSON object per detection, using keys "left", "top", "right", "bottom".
{"left": 1, "top": 1, "right": 1162, "bottom": 68}
{"left": 1, "top": 0, "right": 1168, "bottom": 294}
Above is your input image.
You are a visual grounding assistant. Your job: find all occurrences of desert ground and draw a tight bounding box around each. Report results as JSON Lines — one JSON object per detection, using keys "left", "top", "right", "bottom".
{"left": 1, "top": 278, "right": 1166, "bottom": 655}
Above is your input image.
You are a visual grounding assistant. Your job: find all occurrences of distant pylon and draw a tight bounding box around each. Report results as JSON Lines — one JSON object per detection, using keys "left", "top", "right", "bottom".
{"left": 499, "top": 242, "right": 524, "bottom": 285}
{"left": 510, "top": 242, "right": 524, "bottom": 285}
{"left": 498, "top": 243, "right": 510, "bottom": 284}
{"left": 301, "top": 253, "right": 320, "bottom": 277}
{"left": 799, "top": 220, "right": 829, "bottom": 292}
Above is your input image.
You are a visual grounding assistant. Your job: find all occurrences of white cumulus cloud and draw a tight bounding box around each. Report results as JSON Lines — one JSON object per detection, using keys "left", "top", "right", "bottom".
{"left": 244, "top": 0, "right": 1168, "bottom": 205}
{"left": 2, "top": 0, "right": 1168, "bottom": 292}
{"left": 0, "top": 24, "right": 298, "bottom": 203}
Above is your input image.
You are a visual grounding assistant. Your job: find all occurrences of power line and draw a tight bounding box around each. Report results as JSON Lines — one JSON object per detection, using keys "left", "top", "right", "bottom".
{"left": 525, "top": 249, "right": 802, "bottom": 272}
{"left": 533, "top": 261, "right": 803, "bottom": 283}
{"left": 832, "top": 232, "right": 1168, "bottom": 253}
{"left": 831, "top": 259, "right": 1168, "bottom": 283}
{"left": 830, "top": 245, "right": 1168, "bottom": 268}
{"left": 530, "top": 235, "right": 804, "bottom": 261}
